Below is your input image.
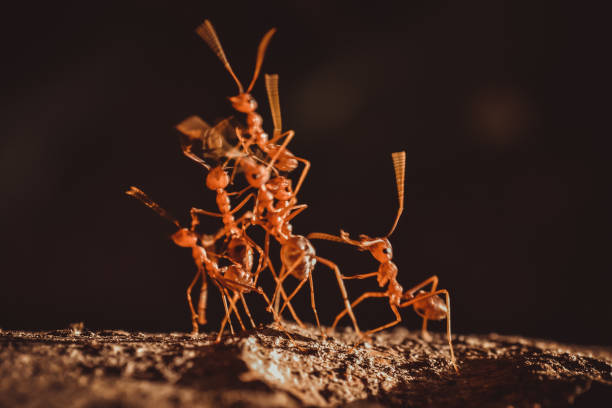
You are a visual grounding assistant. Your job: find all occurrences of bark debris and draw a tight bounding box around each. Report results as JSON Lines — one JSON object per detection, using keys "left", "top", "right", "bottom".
{"left": 1, "top": 324, "right": 610, "bottom": 407}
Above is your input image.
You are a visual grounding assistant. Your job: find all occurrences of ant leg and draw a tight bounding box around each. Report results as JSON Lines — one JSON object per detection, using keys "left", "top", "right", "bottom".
{"left": 258, "top": 290, "right": 303, "bottom": 351}
{"left": 399, "top": 289, "right": 457, "bottom": 372}
{"left": 191, "top": 207, "right": 223, "bottom": 218}
{"left": 217, "top": 289, "right": 235, "bottom": 342}
{"left": 228, "top": 193, "right": 255, "bottom": 215}
{"left": 364, "top": 304, "right": 402, "bottom": 337}
{"left": 403, "top": 275, "right": 439, "bottom": 298}
{"left": 315, "top": 256, "right": 362, "bottom": 337}
{"left": 268, "top": 265, "right": 287, "bottom": 311}
{"left": 217, "top": 291, "right": 243, "bottom": 342}
{"left": 307, "top": 232, "right": 345, "bottom": 244}
{"left": 269, "top": 129, "right": 294, "bottom": 144}
{"left": 403, "top": 275, "right": 439, "bottom": 335}
{"left": 239, "top": 293, "right": 256, "bottom": 329}
{"left": 293, "top": 157, "right": 310, "bottom": 197}
{"left": 266, "top": 232, "right": 281, "bottom": 315}
{"left": 308, "top": 273, "right": 324, "bottom": 337}
{"left": 270, "top": 251, "right": 305, "bottom": 311}
{"left": 331, "top": 292, "right": 386, "bottom": 331}
{"left": 266, "top": 255, "right": 305, "bottom": 327}
{"left": 187, "top": 268, "right": 202, "bottom": 335}
{"left": 190, "top": 210, "right": 200, "bottom": 231}
{"left": 285, "top": 205, "right": 308, "bottom": 224}
{"left": 197, "top": 273, "right": 208, "bottom": 325}
{"left": 280, "top": 277, "right": 308, "bottom": 315}
{"left": 268, "top": 131, "right": 294, "bottom": 168}
{"left": 226, "top": 290, "right": 246, "bottom": 331}
{"left": 342, "top": 272, "right": 378, "bottom": 280}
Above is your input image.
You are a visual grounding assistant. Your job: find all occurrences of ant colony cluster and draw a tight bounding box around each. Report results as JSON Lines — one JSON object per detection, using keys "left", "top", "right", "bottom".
{"left": 127, "top": 20, "right": 457, "bottom": 370}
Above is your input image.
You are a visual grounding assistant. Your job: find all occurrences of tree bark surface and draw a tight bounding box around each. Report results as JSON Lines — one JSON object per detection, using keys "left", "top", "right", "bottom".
{"left": 1, "top": 324, "right": 610, "bottom": 407}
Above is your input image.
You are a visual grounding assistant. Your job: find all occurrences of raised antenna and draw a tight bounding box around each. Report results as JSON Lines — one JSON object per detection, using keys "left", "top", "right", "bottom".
{"left": 196, "top": 20, "right": 244, "bottom": 94}
{"left": 246, "top": 28, "right": 277, "bottom": 93}
{"left": 126, "top": 186, "right": 181, "bottom": 228}
{"left": 265, "top": 73, "right": 282, "bottom": 137}
{"left": 387, "top": 151, "right": 406, "bottom": 237}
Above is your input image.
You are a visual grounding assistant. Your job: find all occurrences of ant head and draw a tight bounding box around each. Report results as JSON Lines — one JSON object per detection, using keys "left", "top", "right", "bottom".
{"left": 240, "top": 157, "right": 270, "bottom": 188}
{"left": 369, "top": 238, "right": 393, "bottom": 263}
{"left": 206, "top": 166, "right": 230, "bottom": 190}
{"left": 171, "top": 228, "right": 198, "bottom": 248}
{"left": 267, "top": 176, "right": 292, "bottom": 200}
{"left": 229, "top": 93, "right": 257, "bottom": 113}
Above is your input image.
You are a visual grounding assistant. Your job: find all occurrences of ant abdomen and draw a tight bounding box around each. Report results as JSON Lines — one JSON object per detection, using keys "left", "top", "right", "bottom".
{"left": 280, "top": 235, "right": 316, "bottom": 280}
{"left": 266, "top": 145, "right": 298, "bottom": 172}
{"left": 413, "top": 290, "right": 448, "bottom": 320}
{"left": 227, "top": 238, "right": 254, "bottom": 271}
{"left": 223, "top": 265, "right": 254, "bottom": 291}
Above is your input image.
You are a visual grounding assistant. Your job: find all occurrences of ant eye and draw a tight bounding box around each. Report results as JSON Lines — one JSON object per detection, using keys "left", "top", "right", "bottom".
{"left": 252, "top": 173, "right": 259, "bottom": 179}
{"left": 383, "top": 248, "right": 390, "bottom": 254}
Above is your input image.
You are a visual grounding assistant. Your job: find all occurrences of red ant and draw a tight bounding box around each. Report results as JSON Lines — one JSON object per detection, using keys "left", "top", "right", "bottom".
{"left": 126, "top": 187, "right": 292, "bottom": 342}
{"left": 235, "top": 143, "right": 362, "bottom": 338}
{"left": 308, "top": 152, "right": 457, "bottom": 370}
{"left": 196, "top": 20, "right": 307, "bottom": 177}
{"left": 126, "top": 186, "right": 222, "bottom": 335}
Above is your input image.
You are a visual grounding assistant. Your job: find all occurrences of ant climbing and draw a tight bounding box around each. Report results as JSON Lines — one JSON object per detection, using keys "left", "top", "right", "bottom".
{"left": 125, "top": 187, "right": 291, "bottom": 342}
{"left": 195, "top": 21, "right": 307, "bottom": 177}
{"left": 308, "top": 152, "right": 457, "bottom": 370}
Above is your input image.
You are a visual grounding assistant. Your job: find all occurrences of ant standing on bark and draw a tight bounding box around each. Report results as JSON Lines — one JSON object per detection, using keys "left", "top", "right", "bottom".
{"left": 308, "top": 152, "right": 457, "bottom": 370}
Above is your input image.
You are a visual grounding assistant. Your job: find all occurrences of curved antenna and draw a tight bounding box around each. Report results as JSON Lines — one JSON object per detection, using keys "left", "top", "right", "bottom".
{"left": 196, "top": 20, "right": 244, "bottom": 94}
{"left": 265, "top": 73, "right": 282, "bottom": 138}
{"left": 126, "top": 186, "right": 181, "bottom": 228}
{"left": 387, "top": 151, "right": 406, "bottom": 237}
{"left": 246, "top": 28, "right": 277, "bottom": 93}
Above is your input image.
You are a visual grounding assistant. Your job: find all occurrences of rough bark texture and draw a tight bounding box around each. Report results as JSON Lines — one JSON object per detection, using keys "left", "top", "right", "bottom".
{"left": 1, "top": 324, "right": 610, "bottom": 407}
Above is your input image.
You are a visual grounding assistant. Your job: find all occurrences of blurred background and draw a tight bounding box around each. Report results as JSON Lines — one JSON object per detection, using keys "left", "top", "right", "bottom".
{"left": 1, "top": 1, "right": 609, "bottom": 345}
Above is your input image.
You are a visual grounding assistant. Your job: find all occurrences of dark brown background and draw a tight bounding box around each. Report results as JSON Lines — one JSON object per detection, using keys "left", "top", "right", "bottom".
{"left": 1, "top": 1, "right": 609, "bottom": 345}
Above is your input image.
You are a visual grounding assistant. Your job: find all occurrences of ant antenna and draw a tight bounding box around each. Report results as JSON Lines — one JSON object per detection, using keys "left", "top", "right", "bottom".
{"left": 387, "top": 151, "right": 406, "bottom": 237}
{"left": 265, "top": 73, "right": 282, "bottom": 138}
{"left": 196, "top": 20, "right": 244, "bottom": 94}
{"left": 246, "top": 28, "right": 277, "bottom": 93}
{"left": 126, "top": 186, "right": 181, "bottom": 228}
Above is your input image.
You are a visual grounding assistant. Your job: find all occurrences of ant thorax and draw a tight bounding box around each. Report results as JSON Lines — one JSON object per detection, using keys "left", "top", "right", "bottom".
{"left": 377, "top": 261, "right": 398, "bottom": 286}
